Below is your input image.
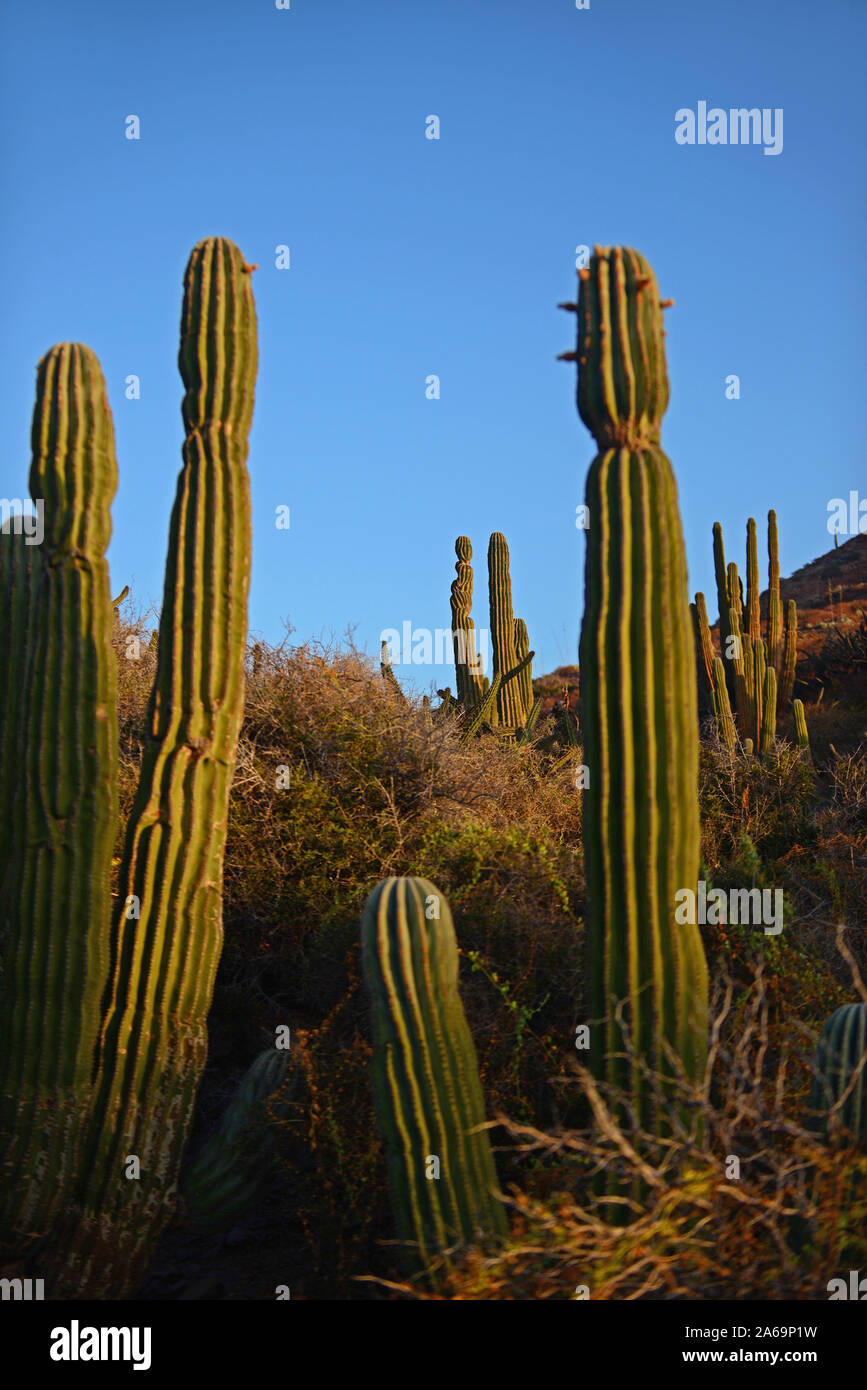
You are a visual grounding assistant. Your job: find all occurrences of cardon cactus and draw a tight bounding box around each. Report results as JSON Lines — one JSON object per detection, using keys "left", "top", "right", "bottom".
{"left": 561, "top": 246, "right": 709, "bottom": 1163}
{"left": 0, "top": 237, "right": 257, "bottom": 1297}
{"left": 182, "top": 1048, "right": 292, "bottom": 1231}
{"left": 0, "top": 345, "right": 119, "bottom": 1245}
{"left": 360, "top": 876, "right": 508, "bottom": 1270}
{"left": 810, "top": 1004, "right": 867, "bottom": 1146}
{"left": 487, "top": 532, "right": 531, "bottom": 731}
{"left": 449, "top": 536, "right": 486, "bottom": 710}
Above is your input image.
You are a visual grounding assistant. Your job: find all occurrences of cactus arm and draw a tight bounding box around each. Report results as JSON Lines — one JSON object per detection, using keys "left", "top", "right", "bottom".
{"left": 766, "top": 511, "right": 783, "bottom": 675}
{"left": 746, "top": 518, "right": 760, "bottom": 645}
{"left": 380, "top": 640, "right": 408, "bottom": 703}
{"left": 780, "top": 599, "right": 798, "bottom": 705}
{"left": 487, "top": 532, "right": 522, "bottom": 728}
{"left": 711, "top": 657, "right": 737, "bottom": 751}
{"left": 793, "top": 699, "right": 811, "bottom": 762}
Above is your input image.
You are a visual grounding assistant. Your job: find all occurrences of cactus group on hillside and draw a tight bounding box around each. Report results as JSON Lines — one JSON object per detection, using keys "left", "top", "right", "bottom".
{"left": 561, "top": 245, "right": 709, "bottom": 1174}
{"left": 691, "top": 512, "right": 804, "bottom": 758}
{"left": 448, "top": 531, "right": 539, "bottom": 739}
{"left": 0, "top": 236, "right": 257, "bottom": 1297}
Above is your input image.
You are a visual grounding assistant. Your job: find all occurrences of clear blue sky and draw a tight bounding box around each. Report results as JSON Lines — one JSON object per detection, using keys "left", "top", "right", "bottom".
{"left": 2, "top": 0, "right": 864, "bottom": 695}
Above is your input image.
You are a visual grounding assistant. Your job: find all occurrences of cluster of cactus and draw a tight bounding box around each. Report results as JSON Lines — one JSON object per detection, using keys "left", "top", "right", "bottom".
{"left": 449, "top": 532, "right": 539, "bottom": 740}
{"left": 0, "top": 237, "right": 257, "bottom": 1296}
{"left": 360, "top": 876, "right": 507, "bottom": 1270}
{"left": 560, "top": 246, "right": 709, "bottom": 1171}
{"left": 691, "top": 513, "right": 810, "bottom": 761}
{"left": 182, "top": 1048, "right": 292, "bottom": 1231}
{"left": 810, "top": 1004, "right": 867, "bottom": 1147}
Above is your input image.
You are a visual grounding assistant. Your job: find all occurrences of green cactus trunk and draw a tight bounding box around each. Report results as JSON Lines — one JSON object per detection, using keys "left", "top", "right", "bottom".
{"left": 0, "top": 345, "right": 119, "bottom": 1245}
{"left": 360, "top": 876, "right": 507, "bottom": 1271}
{"left": 567, "top": 247, "right": 708, "bottom": 1179}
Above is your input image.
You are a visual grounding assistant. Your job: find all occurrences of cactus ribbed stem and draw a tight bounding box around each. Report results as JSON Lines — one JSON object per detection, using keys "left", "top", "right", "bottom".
{"left": 361, "top": 877, "right": 507, "bottom": 1269}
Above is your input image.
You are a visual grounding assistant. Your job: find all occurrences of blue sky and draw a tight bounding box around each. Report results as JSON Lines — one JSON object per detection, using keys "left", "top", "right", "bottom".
{"left": 1, "top": 0, "right": 864, "bottom": 695}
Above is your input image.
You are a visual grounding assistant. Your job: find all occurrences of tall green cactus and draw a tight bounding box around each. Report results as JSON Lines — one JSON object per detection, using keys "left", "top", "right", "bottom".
{"left": 810, "top": 1004, "right": 867, "bottom": 1146}
{"left": 360, "top": 876, "right": 508, "bottom": 1270}
{"left": 449, "top": 536, "right": 486, "bottom": 710}
{"left": 0, "top": 237, "right": 257, "bottom": 1297}
{"left": 561, "top": 246, "right": 709, "bottom": 1164}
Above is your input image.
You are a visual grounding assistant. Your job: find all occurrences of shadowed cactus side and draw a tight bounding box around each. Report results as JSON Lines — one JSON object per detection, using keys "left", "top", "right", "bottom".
{"left": 561, "top": 246, "right": 709, "bottom": 1186}
{"left": 360, "top": 876, "right": 508, "bottom": 1271}
{"left": 181, "top": 1048, "right": 292, "bottom": 1232}
{"left": 810, "top": 1004, "right": 867, "bottom": 1147}
{"left": 0, "top": 237, "right": 258, "bottom": 1297}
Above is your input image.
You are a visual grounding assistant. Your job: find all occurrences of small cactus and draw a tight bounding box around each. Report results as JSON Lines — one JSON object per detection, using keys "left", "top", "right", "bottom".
{"left": 360, "top": 876, "right": 507, "bottom": 1269}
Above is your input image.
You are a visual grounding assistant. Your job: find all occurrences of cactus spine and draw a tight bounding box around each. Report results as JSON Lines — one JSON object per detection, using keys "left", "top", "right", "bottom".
{"left": 360, "top": 876, "right": 507, "bottom": 1269}
{"left": 810, "top": 1004, "right": 867, "bottom": 1146}
{"left": 566, "top": 246, "right": 708, "bottom": 1161}
{"left": 0, "top": 345, "right": 119, "bottom": 1242}
{"left": 0, "top": 238, "right": 257, "bottom": 1297}
{"left": 449, "top": 537, "right": 486, "bottom": 709}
